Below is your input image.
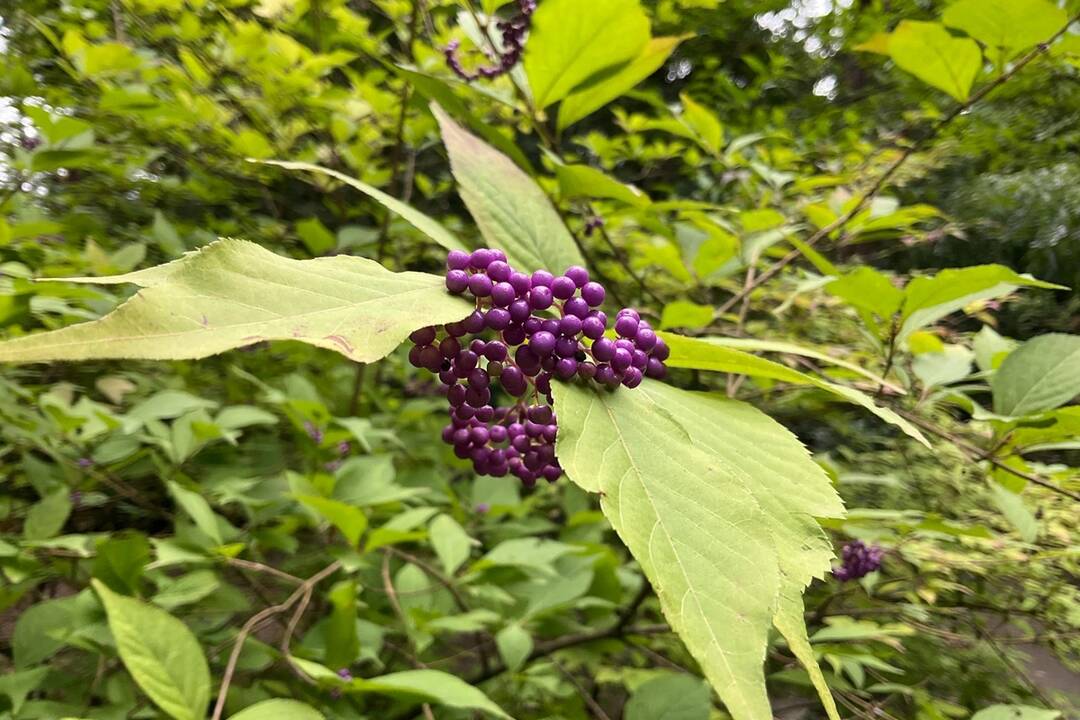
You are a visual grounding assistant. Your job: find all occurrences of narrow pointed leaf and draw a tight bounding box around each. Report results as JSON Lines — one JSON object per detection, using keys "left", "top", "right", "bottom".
{"left": 0, "top": 239, "right": 472, "bottom": 364}
{"left": 254, "top": 160, "right": 468, "bottom": 253}
{"left": 433, "top": 104, "right": 583, "bottom": 273}
{"left": 351, "top": 669, "right": 513, "bottom": 719}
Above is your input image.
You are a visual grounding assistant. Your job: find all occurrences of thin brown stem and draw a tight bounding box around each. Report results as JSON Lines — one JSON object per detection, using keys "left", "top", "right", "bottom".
{"left": 715, "top": 15, "right": 1080, "bottom": 317}
{"left": 211, "top": 561, "right": 342, "bottom": 720}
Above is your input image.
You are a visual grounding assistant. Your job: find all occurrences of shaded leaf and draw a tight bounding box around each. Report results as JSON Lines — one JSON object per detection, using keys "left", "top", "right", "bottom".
{"left": 992, "top": 334, "right": 1080, "bottom": 416}
{"left": 624, "top": 673, "right": 710, "bottom": 720}
{"left": 556, "top": 164, "right": 650, "bottom": 206}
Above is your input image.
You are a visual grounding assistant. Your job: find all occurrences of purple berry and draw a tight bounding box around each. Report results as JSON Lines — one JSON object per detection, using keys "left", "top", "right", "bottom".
{"left": 469, "top": 274, "right": 493, "bottom": 297}
{"left": 652, "top": 338, "right": 670, "bottom": 361}
{"left": 592, "top": 338, "right": 615, "bottom": 362}
{"left": 419, "top": 345, "right": 443, "bottom": 371}
{"left": 447, "top": 250, "right": 470, "bottom": 270}
{"left": 501, "top": 366, "right": 527, "bottom": 395}
{"left": 555, "top": 337, "right": 578, "bottom": 358}
{"left": 409, "top": 327, "right": 436, "bottom": 345}
{"left": 463, "top": 311, "right": 486, "bottom": 334}
{"left": 531, "top": 270, "right": 554, "bottom": 287}
{"left": 615, "top": 315, "right": 638, "bottom": 338}
{"left": 559, "top": 315, "right": 583, "bottom": 337}
{"left": 596, "top": 364, "right": 617, "bottom": 386}
{"left": 408, "top": 345, "right": 424, "bottom": 368}
{"left": 578, "top": 362, "right": 596, "bottom": 380}
{"left": 510, "top": 272, "right": 531, "bottom": 294}
{"left": 529, "top": 286, "right": 553, "bottom": 310}
{"left": 612, "top": 347, "right": 633, "bottom": 371}
{"left": 509, "top": 299, "right": 531, "bottom": 323}
{"left": 564, "top": 297, "right": 589, "bottom": 318}
{"left": 645, "top": 357, "right": 667, "bottom": 379}
{"left": 486, "top": 308, "right": 512, "bottom": 330}
{"left": 555, "top": 357, "right": 577, "bottom": 379}
{"left": 551, "top": 276, "right": 576, "bottom": 300}
{"left": 530, "top": 331, "right": 557, "bottom": 356}
{"left": 582, "top": 316, "right": 605, "bottom": 340}
{"left": 491, "top": 282, "right": 516, "bottom": 306}
{"left": 446, "top": 270, "right": 469, "bottom": 293}
{"left": 484, "top": 341, "right": 508, "bottom": 361}
{"left": 622, "top": 367, "right": 643, "bottom": 388}
{"left": 581, "top": 282, "right": 605, "bottom": 307}
{"left": 635, "top": 328, "right": 657, "bottom": 352}
{"left": 487, "top": 260, "right": 512, "bottom": 282}
{"left": 503, "top": 326, "right": 527, "bottom": 345}
{"left": 440, "top": 336, "right": 461, "bottom": 359}
{"left": 564, "top": 265, "right": 589, "bottom": 287}
{"left": 470, "top": 248, "right": 494, "bottom": 270}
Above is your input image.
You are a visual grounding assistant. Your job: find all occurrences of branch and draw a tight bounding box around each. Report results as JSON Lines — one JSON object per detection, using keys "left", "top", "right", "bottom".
{"left": 715, "top": 15, "right": 1080, "bottom": 317}
{"left": 211, "top": 561, "right": 342, "bottom": 720}
{"left": 897, "top": 410, "right": 1080, "bottom": 502}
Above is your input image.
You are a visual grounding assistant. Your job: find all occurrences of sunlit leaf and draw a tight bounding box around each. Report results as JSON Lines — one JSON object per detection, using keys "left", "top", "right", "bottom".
{"left": 888, "top": 21, "right": 982, "bottom": 101}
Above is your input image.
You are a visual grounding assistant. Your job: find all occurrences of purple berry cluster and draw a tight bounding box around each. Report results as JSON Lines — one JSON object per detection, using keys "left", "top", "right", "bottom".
{"left": 408, "top": 248, "right": 668, "bottom": 486}
{"left": 444, "top": 0, "right": 536, "bottom": 81}
{"left": 832, "top": 541, "right": 884, "bottom": 582}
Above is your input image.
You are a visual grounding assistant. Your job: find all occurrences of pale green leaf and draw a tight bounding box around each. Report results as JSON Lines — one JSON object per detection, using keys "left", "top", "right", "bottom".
{"left": 988, "top": 485, "right": 1039, "bottom": 543}
{"left": 429, "top": 514, "right": 472, "bottom": 575}
{"left": 255, "top": 160, "right": 467, "bottom": 253}
{"left": 325, "top": 580, "right": 360, "bottom": 668}
{"left": 899, "top": 265, "right": 1064, "bottom": 341}
{"left": 91, "top": 580, "right": 210, "bottom": 720}
{"left": 495, "top": 624, "right": 533, "bottom": 673}
{"left": 911, "top": 345, "right": 974, "bottom": 388}
{"left": 992, "top": 334, "right": 1080, "bottom": 416}
{"left": 971, "top": 706, "right": 1061, "bottom": 720}
{"left": 973, "top": 325, "right": 1017, "bottom": 372}
{"left": 229, "top": 699, "right": 325, "bottom": 720}
{"left": 352, "top": 669, "right": 512, "bottom": 719}
{"left": 558, "top": 36, "right": 686, "bottom": 129}
{"left": 660, "top": 333, "right": 929, "bottom": 446}
{"left": 624, "top": 674, "right": 710, "bottom": 720}
{"left": 943, "top": 0, "right": 1066, "bottom": 59}
{"left": 659, "top": 300, "right": 714, "bottom": 330}
{"left": 432, "top": 105, "right": 584, "bottom": 273}
{"left": 524, "top": 0, "right": 649, "bottom": 108}
{"left": 0, "top": 239, "right": 472, "bottom": 364}
{"left": 826, "top": 267, "right": 903, "bottom": 318}
{"left": 23, "top": 489, "right": 72, "bottom": 541}
{"left": 556, "top": 164, "right": 650, "bottom": 206}
{"left": 679, "top": 93, "right": 723, "bottom": 154}
{"left": 296, "top": 217, "right": 336, "bottom": 255}
{"left": 167, "top": 481, "right": 224, "bottom": 545}
{"left": 0, "top": 668, "right": 48, "bottom": 714}
{"left": 553, "top": 379, "right": 843, "bottom": 720}
{"left": 297, "top": 495, "right": 368, "bottom": 547}
{"left": 888, "top": 21, "right": 982, "bottom": 101}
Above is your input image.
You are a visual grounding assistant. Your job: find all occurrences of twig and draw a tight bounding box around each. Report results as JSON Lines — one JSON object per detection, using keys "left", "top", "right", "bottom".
{"left": 382, "top": 552, "right": 436, "bottom": 720}
{"left": 551, "top": 656, "right": 613, "bottom": 720}
{"left": 897, "top": 410, "right": 1080, "bottom": 502}
{"left": 211, "top": 561, "right": 342, "bottom": 720}
{"left": 224, "top": 557, "right": 304, "bottom": 585}
{"left": 715, "top": 15, "right": 1080, "bottom": 317}
{"left": 614, "top": 578, "right": 652, "bottom": 632}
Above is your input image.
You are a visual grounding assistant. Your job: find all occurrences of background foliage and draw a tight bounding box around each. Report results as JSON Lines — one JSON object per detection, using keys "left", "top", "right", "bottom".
{"left": 1, "top": 0, "right": 1079, "bottom": 718}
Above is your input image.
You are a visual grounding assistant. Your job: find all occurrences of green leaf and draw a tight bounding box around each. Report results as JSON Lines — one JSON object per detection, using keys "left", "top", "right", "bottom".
{"left": 899, "top": 265, "right": 1064, "bottom": 341}
{"left": 296, "top": 217, "right": 337, "bottom": 255}
{"left": 433, "top": 105, "right": 584, "bottom": 273}
{"left": 973, "top": 325, "right": 1017, "bottom": 372}
{"left": 0, "top": 667, "right": 49, "bottom": 714}
{"left": 495, "top": 624, "right": 533, "bottom": 673}
{"left": 91, "top": 579, "right": 210, "bottom": 720}
{"left": 429, "top": 514, "right": 472, "bottom": 575}
{"left": 297, "top": 495, "right": 368, "bottom": 547}
{"left": 660, "top": 333, "right": 929, "bottom": 446}
{"left": 988, "top": 485, "right": 1039, "bottom": 542}
{"left": 12, "top": 593, "right": 86, "bottom": 667}
{"left": 826, "top": 267, "right": 903, "bottom": 318}
{"left": 23, "top": 488, "right": 72, "bottom": 541}
{"left": 679, "top": 93, "right": 723, "bottom": 154}
{"left": 624, "top": 674, "right": 710, "bottom": 720}
{"left": 523, "top": 0, "right": 650, "bottom": 108}
{"left": 558, "top": 35, "right": 686, "bottom": 129}
{"left": 971, "top": 706, "right": 1061, "bottom": 720}
{"left": 911, "top": 345, "right": 974, "bottom": 388}
{"left": 888, "top": 21, "right": 982, "bottom": 101}
{"left": 255, "top": 160, "right": 466, "bottom": 253}
{"left": 228, "top": 699, "right": 325, "bottom": 720}
{"left": 553, "top": 379, "right": 844, "bottom": 720}
{"left": 659, "top": 300, "right": 714, "bottom": 330}
{"left": 167, "top": 481, "right": 225, "bottom": 545}
{"left": 92, "top": 532, "right": 151, "bottom": 595}
{"left": 0, "top": 239, "right": 472, "bottom": 364}
{"left": 324, "top": 579, "right": 360, "bottom": 669}
{"left": 556, "top": 164, "right": 650, "bottom": 206}
{"left": 991, "top": 334, "right": 1080, "bottom": 416}
{"left": 351, "top": 669, "right": 513, "bottom": 719}
{"left": 942, "top": 0, "right": 1066, "bottom": 60}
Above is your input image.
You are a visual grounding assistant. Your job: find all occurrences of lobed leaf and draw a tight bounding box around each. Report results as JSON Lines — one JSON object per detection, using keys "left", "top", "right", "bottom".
{"left": 0, "top": 239, "right": 473, "bottom": 364}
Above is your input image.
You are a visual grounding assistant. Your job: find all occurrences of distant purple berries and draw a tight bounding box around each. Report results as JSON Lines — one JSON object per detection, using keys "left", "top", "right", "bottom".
{"left": 409, "top": 248, "right": 668, "bottom": 485}
{"left": 832, "top": 541, "right": 884, "bottom": 582}
{"left": 444, "top": 0, "right": 535, "bottom": 82}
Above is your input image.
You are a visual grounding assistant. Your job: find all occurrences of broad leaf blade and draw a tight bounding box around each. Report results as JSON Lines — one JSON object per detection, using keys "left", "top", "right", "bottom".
{"left": 433, "top": 104, "right": 584, "bottom": 273}
{"left": 660, "top": 333, "right": 929, "bottom": 446}
{"left": 992, "top": 334, "right": 1080, "bottom": 416}
{"left": 352, "top": 669, "right": 513, "bottom": 719}
{"left": 0, "top": 239, "right": 472, "bottom": 364}
{"left": 942, "top": 0, "right": 1066, "bottom": 59}
{"left": 888, "top": 21, "right": 981, "bottom": 101}
{"left": 91, "top": 579, "right": 210, "bottom": 720}
{"left": 558, "top": 36, "right": 686, "bottom": 130}
{"left": 523, "top": 0, "right": 650, "bottom": 108}
{"left": 553, "top": 380, "right": 780, "bottom": 720}
{"left": 229, "top": 700, "right": 325, "bottom": 720}
{"left": 255, "top": 160, "right": 467, "bottom": 253}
